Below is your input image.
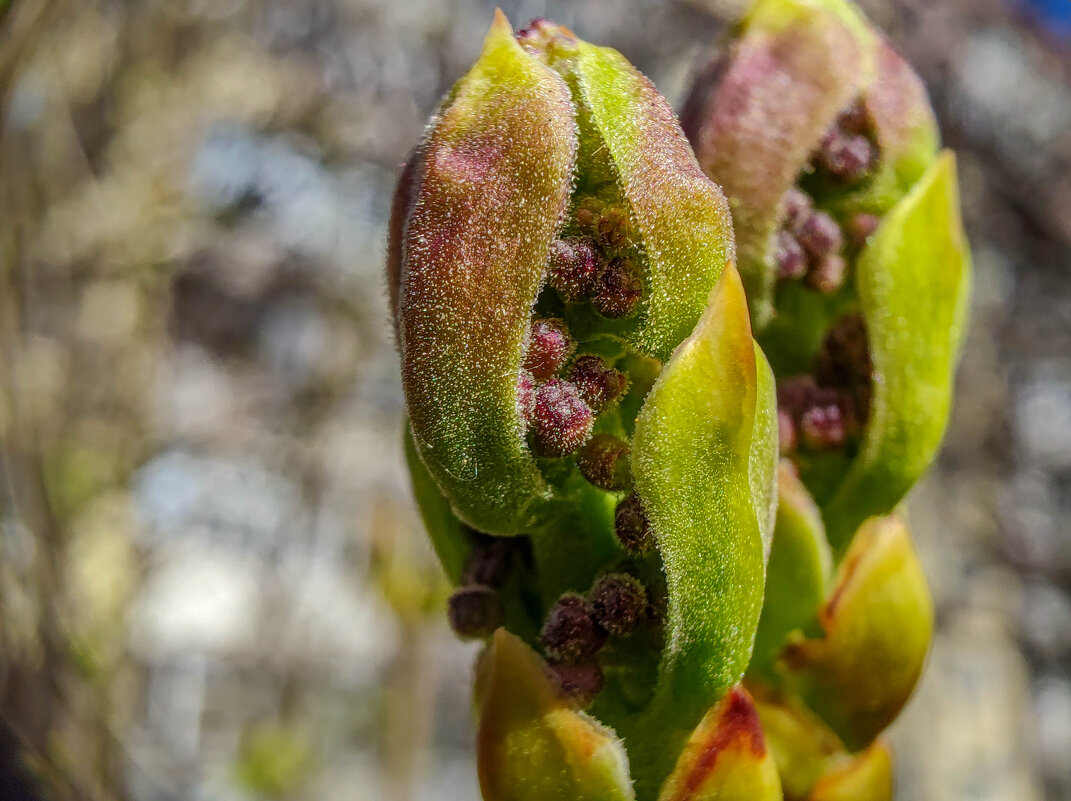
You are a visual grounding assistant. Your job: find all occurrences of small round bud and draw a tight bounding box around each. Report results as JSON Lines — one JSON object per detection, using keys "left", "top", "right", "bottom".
{"left": 777, "top": 375, "right": 819, "bottom": 416}
{"left": 781, "top": 187, "right": 813, "bottom": 229}
{"left": 614, "top": 493, "right": 653, "bottom": 554}
{"left": 806, "top": 254, "right": 847, "bottom": 294}
{"left": 547, "top": 238, "right": 601, "bottom": 300}
{"left": 517, "top": 369, "right": 536, "bottom": 425}
{"left": 576, "top": 433, "right": 631, "bottom": 491}
{"left": 775, "top": 230, "right": 807, "bottom": 280}
{"left": 845, "top": 212, "right": 881, "bottom": 252}
{"left": 524, "top": 318, "right": 575, "bottom": 381}
{"left": 590, "top": 573, "right": 648, "bottom": 637}
{"left": 592, "top": 258, "right": 644, "bottom": 319}
{"left": 549, "top": 660, "right": 604, "bottom": 708}
{"left": 541, "top": 593, "right": 607, "bottom": 663}
{"left": 531, "top": 380, "right": 594, "bottom": 457}
{"left": 795, "top": 210, "right": 843, "bottom": 261}
{"left": 573, "top": 196, "right": 605, "bottom": 232}
{"left": 448, "top": 585, "right": 503, "bottom": 639}
{"left": 596, "top": 206, "right": 632, "bottom": 250}
{"left": 568, "top": 355, "right": 627, "bottom": 413}
{"left": 817, "top": 130, "right": 875, "bottom": 183}
{"left": 778, "top": 407, "right": 797, "bottom": 455}
{"left": 799, "top": 396, "right": 849, "bottom": 451}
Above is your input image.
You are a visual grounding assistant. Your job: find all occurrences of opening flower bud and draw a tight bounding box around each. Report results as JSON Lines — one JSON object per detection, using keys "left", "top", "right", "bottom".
{"left": 524, "top": 318, "right": 575, "bottom": 381}
{"left": 540, "top": 593, "right": 607, "bottom": 663}
{"left": 547, "top": 238, "right": 601, "bottom": 300}
{"left": 576, "top": 433, "right": 631, "bottom": 492}
{"left": 531, "top": 379, "right": 594, "bottom": 457}
{"left": 592, "top": 258, "right": 644, "bottom": 319}
{"left": 549, "top": 660, "right": 605, "bottom": 708}
{"left": 568, "top": 355, "right": 627, "bottom": 413}
{"left": 590, "top": 573, "right": 648, "bottom": 637}
{"left": 448, "top": 585, "right": 504, "bottom": 639}
{"left": 614, "top": 492, "right": 653, "bottom": 554}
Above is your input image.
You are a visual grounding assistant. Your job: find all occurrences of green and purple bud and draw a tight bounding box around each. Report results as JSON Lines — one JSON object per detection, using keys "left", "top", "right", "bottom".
{"left": 681, "top": 0, "right": 971, "bottom": 547}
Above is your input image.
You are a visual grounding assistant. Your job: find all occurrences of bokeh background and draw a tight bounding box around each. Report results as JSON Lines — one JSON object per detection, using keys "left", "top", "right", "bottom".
{"left": 0, "top": 0, "right": 1069, "bottom": 799}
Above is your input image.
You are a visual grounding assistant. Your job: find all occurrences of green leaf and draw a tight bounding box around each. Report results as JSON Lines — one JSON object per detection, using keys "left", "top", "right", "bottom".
{"left": 476, "top": 629, "right": 636, "bottom": 801}
{"left": 397, "top": 11, "right": 577, "bottom": 534}
{"left": 779, "top": 515, "right": 933, "bottom": 751}
{"left": 571, "top": 41, "right": 735, "bottom": 362}
{"left": 822, "top": 152, "right": 971, "bottom": 548}
{"left": 623, "top": 263, "right": 772, "bottom": 797}
{"left": 750, "top": 462, "right": 832, "bottom": 675}
{"left": 403, "top": 424, "right": 469, "bottom": 584}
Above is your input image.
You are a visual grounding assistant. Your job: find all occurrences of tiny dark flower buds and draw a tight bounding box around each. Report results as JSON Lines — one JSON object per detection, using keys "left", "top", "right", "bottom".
{"left": 531, "top": 379, "right": 594, "bottom": 457}
{"left": 795, "top": 210, "right": 843, "bottom": 262}
{"left": 549, "top": 660, "right": 605, "bottom": 708}
{"left": 614, "top": 492, "right": 653, "bottom": 554}
{"left": 576, "top": 433, "right": 631, "bottom": 491}
{"left": 568, "top": 355, "right": 627, "bottom": 413}
{"left": 547, "top": 238, "right": 601, "bottom": 300}
{"left": 782, "top": 187, "right": 813, "bottom": 229}
{"left": 817, "top": 129, "right": 875, "bottom": 183}
{"left": 799, "top": 398, "right": 849, "bottom": 451}
{"left": 590, "top": 573, "right": 648, "bottom": 637}
{"left": 775, "top": 231, "right": 807, "bottom": 280}
{"left": 448, "top": 584, "right": 503, "bottom": 639}
{"left": 524, "top": 318, "right": 575, "bottom": 381}
{"left": 592, "top": 258, "right": 644, "bottom": 319}
{"left": 806, "top": 253, "right": 847, "bottom": 294}
{"left": 541, "top": 593, "right": 607, "bottom": 663}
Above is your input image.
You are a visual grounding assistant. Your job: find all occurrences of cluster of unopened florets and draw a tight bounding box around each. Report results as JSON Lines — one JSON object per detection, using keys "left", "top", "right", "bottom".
{"left": 539, "top": 572, "right": 650, "bottom": 706}
{"left": 778, "top": 313, "right": 873, "bottom": 455}
{"left": 774, "top": 101, "right": 881, "bottom": 294}
{"left": 447, "top": 531, "right": 528, "bottom": 639}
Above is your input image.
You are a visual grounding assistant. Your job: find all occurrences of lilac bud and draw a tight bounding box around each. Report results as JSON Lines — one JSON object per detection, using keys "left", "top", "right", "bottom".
{"left": 531, "top": 380, "right": 594, "bottom": 457}
{"left": 549, "top": 660, "right": 605, "bottom": 708}
{"left": 799, "top": 397, "right": 849, "bottom": 451}
{"left": 795, "top": 210, "right": 843, "bottom": 261}
{"left": 524, "top": 318, "right": 575, "bottom": 381}
{"left": 547, "top": 238, "right": 601, "bottom": 300}
{"left": 448, "top": 584, "right": 503, "bottom": 639}
{"left": 782, "top": 187, "right": 813, "bottom": 230}
{"left": 568, "top": 355, "right": 627, "bottom": 413}
{"left": 590, "top": 573, "right": 648, "bottom": 637}
{"left": 592, "top": 258, "right": 644, "bottom": 319}
{"left": 541, "top": 593, "right": 607, "bottom": 663}
{"left": 806, "top": 254, "right": 848, "bottom": 294}
{"left": 614, "top": 493, "right": 653, "bottom": 554}
{"left": 775, "top": 230, "right": 807, "bottom": 280}
{"left": 817, "top": 129, "right": 875, "bottom": 184}
{"left": 576, "top": 433, "right": 631, "bottom": 492}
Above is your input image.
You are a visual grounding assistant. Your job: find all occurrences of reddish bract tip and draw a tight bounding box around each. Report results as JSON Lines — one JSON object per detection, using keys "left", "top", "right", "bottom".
{"left": 590, "top": 573, "right": 648, "bottom": 637}
{"left": 524, "top": 318, "right": 575, "bottom": 381}
{"left": 541, "top": 593, "right": 608, "bottom": 663}
{"left": 531, "top": 380, "right": 594, "bottom": 457}
{"left": 576, "top": 433, "right": 632, "bottom": 492}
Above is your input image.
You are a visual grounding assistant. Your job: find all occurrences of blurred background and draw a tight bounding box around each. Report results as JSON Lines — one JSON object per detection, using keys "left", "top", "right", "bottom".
{"left": 0, "top": 0, "right": 1068, "bottom": 799}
